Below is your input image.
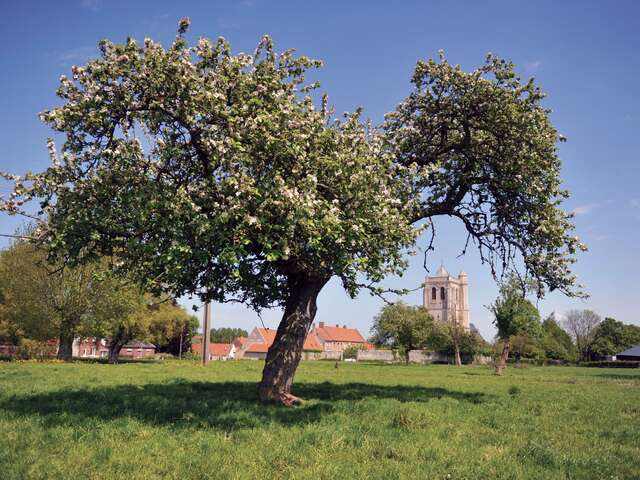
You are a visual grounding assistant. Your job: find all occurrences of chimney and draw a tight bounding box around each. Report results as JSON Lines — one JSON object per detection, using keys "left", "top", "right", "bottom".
{"left": 319, "top": 322, "right": 325, "bottom": 328}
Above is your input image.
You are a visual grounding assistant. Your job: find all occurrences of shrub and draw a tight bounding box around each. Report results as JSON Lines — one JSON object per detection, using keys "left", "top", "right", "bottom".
{"left": 343, "top": 345, "right": 361, "bottom": 360}
{"left": 181, "top": 351, "right": 200, "bottom": 361}
{"left": 19, "top": 340, "right": 57, "bottom": 360}
{"left": 154, "top": 353, "right": 175, "bottom": 360}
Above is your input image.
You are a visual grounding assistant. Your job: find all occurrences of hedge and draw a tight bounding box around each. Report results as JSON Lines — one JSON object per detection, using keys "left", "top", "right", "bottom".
{"left": 578, "top": 360, "right": 640, "bottom": 368}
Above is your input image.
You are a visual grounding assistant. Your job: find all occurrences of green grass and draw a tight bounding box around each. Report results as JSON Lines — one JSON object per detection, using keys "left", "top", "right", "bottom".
{"left": 0, "top": 360, "right": 638, "bottom": 479}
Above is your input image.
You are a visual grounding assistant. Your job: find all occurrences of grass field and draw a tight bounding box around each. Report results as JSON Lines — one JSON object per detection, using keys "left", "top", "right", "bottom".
{"left": 0, "top": 360, "right": 638, "bottom": 480}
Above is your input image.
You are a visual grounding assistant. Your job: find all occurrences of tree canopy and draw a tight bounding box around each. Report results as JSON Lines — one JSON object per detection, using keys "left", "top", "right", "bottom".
{"left": 2, "top": 26, "right": 417, "bottom": 311}
{"left": 210, "top": 327, "right": 248, "bottom": 344}
{"left": 370, "top": 302, "right": 432, "bottom": 362}
{"left": 562, "top": 309, "right": 601, "bottom": 361}
{"left": 590, "top": 317, "right": 640, "bottom": 359}
{"left": 384, "top": 52, "right": 586, "bottom": 296}
{"left": 490, "top": 276, "right": 542, "bottom": 341}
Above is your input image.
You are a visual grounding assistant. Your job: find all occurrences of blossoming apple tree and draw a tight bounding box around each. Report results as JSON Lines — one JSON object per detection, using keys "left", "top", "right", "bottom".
{"left": 0, "top": 19, "right": 584, "bottom": 404}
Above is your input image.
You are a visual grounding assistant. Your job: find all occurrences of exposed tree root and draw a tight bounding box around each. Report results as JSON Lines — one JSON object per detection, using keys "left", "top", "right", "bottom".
{"left": 259, "top": 390, "right": 304, "bottom": 406}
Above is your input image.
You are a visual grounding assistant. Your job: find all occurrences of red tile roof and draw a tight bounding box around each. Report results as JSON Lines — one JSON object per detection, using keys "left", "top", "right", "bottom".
{"left": 303, "top": 333, "right": 323, "bottom": 351}
{"left": 209, "top": 343, "right": 233, "bottom": 357}
{"left": 193, "top": 342, "right": 233, "bottom": 357}
{"left": 247, "top": 328, "right": 323, "bottom": 352}
{"left": 245, "top": 342, "right": 270, "bottom": 353}
{"left": 315, "top": 325, "right": 366, "bottom": 343}
{"left": 256, "top": 328, "right": 276, "bottom": 344}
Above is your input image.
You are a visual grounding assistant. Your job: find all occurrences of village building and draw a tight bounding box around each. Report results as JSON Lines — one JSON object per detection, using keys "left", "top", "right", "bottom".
{"left": 239, "top": 327, "right": 323, "bottom": 360}
{"left": 119, "top": 340, "right": 156, "bottom": 359}
{"left": 74, "top": 338, "right": 109, "bottom": 358}
{"left": 73, "top": 338, "right": 156, "bottom": 359}
{"left": 192, "top": 339, "right": 236, "bottom": 360}
{"left": 615, "top": 345, "right": 640, "bottom": 361}
{"left": 311, "top": 322, "right": 370, "bottom": 352}
{"left": 232, "top": 336, "right": 250, "bottom": 358}
{"left": 423, "top": 265, "right": 470, "bottom": 330}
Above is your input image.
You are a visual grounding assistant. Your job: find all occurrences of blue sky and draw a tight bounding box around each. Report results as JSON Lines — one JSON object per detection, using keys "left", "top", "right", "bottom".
{"left": 1, "top": 0, "right": 639, "bottom": 339}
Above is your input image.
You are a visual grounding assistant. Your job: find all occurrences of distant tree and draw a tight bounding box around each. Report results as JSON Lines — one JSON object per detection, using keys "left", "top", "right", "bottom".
{"left": 148, "top": 301, "right": 194, "bottom": 354}
{"left": 0, "top": 236, "right": 128, "bottom": 360}
{"left": 370, "top": 302, "right": 433, "bottom": 364}
{"left": 426, "top": 321, "right": 483, "bottom": 365}
{"left": 83, "top": 281, "right": 154, "bottom": 364}
{"left": 489, "top": 275, "right": 541, "bottom": 375}
{"left": 539, "top": 314, "right": 577, "bottom": 361}
{"left": 589, "top": 317, "right": 640, "bottom": 359}
{"left": 210, "top": 327, "right": 249, "bottom": 344}
{"left": 90, "top": 295, "right": 195, "bottom": 364}
{"left": 156, "top": 314, "right": 199, "bottom": 357}
{"left": 562, "top": 310, "right": 601, "bottom": 361}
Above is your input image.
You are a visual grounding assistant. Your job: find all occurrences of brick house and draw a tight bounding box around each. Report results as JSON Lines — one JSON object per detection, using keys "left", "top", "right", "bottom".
{"left": 239, "top": 327, "right": 323, "bottom": 360}
{"left": 0, "top": 344, "right": 20, "bottom": 357}
{"left": 311, "top": 322, "right": 370, "bottom": 352}
{"left": 74, "top": 338, "right": 109, "bottom": 358}
{"left": 119, "top": 341, "right": 156, "bottom": 358}
{"left": 73, "top": 338, "right": 155, "bottom": 359}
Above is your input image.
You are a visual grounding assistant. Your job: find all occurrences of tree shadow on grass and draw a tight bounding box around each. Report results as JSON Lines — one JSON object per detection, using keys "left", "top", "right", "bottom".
{"left": 0, "top": 381, "right": 489, "bottom": 431}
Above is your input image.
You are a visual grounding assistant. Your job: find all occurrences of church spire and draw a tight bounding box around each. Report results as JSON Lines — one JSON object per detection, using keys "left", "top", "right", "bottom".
{"left": 435, "top": 263, "right": 449, "bottom": 277}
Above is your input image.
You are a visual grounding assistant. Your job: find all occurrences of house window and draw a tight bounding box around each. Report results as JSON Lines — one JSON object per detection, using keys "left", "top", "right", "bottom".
{"left": 441, "top": 287, "right": 446, "bottom": 300}
{"left": 431, "top": 287, "right": 437, "bottom": 300}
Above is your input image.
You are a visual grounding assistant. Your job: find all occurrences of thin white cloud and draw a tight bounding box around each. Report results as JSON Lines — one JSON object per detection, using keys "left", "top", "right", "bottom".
{"left": 571, "top": 204, "right": 597, "bottom": 215}
{"left": 80, "top": 0, "right": 100, "bottom": 11}
{"left": 525, "top": 60, "right": 542, "bottom": 73}
{"left": 58, "top": 46, "right": 97, "bottom": 65}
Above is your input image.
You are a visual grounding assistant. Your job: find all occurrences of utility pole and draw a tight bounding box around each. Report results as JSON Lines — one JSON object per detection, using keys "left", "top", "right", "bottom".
{"left": 201, "top": 301, "right": 211, "bottom": 366}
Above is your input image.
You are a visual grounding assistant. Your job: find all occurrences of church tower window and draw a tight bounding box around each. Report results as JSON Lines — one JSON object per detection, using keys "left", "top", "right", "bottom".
{"left": 431, "top": 287, "right": 436, "bottom": 301}
{"left": 441, "top": 287, "right": 446, "bottom": 300}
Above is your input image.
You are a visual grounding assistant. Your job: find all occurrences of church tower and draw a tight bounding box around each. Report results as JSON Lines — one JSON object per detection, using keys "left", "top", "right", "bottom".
{"left": 422, "top": 265, "right": 470, "bottom": 330}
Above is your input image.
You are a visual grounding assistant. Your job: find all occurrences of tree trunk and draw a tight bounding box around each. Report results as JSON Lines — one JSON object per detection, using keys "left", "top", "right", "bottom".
{"left": 258, "top": 274, "right": 328, "bottom": 405}
{"left": 454, "top": 343, "right": 462, "bottom": 367}
{"left": 495, "top": 340, "right": 510, "bottom": 376}
{"left": 57, "top": 331, "right": 74, "bottom": 361}
{"left": 108, "top": 326, "right": 128, "bottom": 365}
